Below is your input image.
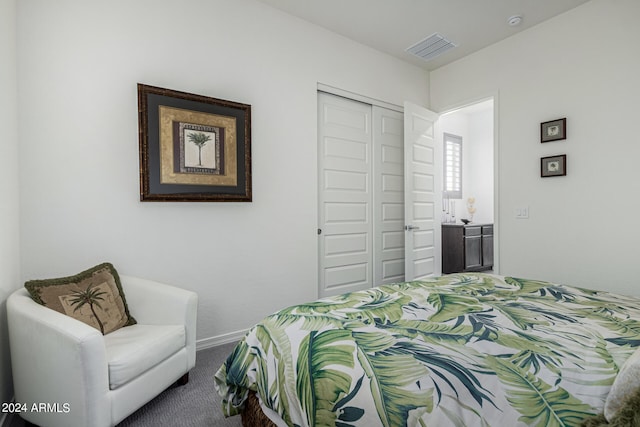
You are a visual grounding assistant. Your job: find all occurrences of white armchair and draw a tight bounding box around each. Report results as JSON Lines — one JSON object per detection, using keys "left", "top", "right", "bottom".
{"left": 7, "top": 275, "right": 198, "bottom": 427}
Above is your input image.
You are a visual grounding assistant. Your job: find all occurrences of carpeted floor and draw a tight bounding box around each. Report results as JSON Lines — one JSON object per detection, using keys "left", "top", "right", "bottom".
{"left": 9, "top": 342, "right": 243, "bottom": 427}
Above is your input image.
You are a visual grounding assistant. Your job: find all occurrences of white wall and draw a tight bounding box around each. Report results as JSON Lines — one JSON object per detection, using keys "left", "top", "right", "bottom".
{"left": 0, "top": 0, "right": 20, "bottom": 414}
{"left": 16, "top": 0, "right": 429, "bottom": 346}
{"left": 431, "top": 0, "right": 640, "bottom": 295}
{"left": 467, "top": 105, "right": 494, "bottom": 224}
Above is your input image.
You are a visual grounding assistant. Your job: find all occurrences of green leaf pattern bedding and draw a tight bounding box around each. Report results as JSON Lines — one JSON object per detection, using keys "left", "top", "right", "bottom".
{"left": 214, "top": 274, "right": 640, "bottom": 426}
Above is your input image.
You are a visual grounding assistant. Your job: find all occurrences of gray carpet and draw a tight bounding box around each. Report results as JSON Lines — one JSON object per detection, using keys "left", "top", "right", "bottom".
{"left": 8, "top": 342, "right": 243, "bottom": 427}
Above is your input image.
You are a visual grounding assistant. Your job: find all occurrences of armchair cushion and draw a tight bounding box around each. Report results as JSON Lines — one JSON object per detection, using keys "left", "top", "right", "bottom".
{"left": 24, "top": 262, "right": 136, "bottom": 335}
{"left": 105, "top": 324, "right": 186, "bottom": 389}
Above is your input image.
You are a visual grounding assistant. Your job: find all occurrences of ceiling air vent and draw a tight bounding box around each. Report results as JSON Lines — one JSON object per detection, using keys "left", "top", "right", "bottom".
{"left": 406, "top": 33, "right": 457, "bottom": 62}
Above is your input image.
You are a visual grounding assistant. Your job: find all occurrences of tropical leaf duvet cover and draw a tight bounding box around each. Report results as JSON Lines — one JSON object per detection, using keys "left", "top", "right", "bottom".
{"left": 214, "top": 273, "right": 640, "bottom": 426}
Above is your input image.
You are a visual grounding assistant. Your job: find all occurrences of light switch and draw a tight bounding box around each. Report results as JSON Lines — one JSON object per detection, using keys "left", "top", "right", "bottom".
{"left": 515, "top": 206, "right": 529, "bottom": 219}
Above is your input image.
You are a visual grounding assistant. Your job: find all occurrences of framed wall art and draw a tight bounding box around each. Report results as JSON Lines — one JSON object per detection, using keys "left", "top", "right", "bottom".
{"left": 541, "top": 154, "right": 567, "bottom": 177}
{"left": 540, "top": 118, "right": 566, "bottom": 143}
{"left": 138, "top": 84, "right": 252, "bottom": 202}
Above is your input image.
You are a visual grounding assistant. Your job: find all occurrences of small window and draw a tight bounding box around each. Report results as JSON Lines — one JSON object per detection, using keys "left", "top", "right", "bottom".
{"left": 443, "top": 133, "right": 462, "bottom": 199}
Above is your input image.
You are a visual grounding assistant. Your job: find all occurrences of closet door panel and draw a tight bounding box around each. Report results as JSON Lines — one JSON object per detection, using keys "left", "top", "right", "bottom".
{"left": 374, "top": 107, "right": 405, "bottom": 285}
{"left": 318, "top": 93, "right": 373, "bottom": 297}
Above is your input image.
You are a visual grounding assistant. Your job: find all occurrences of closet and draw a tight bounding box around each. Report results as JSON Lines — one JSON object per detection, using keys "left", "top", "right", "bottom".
{"left": 317, "top": 91, "right": 440, "bottom": 298}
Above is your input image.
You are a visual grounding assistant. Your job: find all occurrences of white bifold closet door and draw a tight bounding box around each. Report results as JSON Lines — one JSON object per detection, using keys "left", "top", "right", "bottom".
{"left": 318, "top": 91, "right": 440, "bottom": 298}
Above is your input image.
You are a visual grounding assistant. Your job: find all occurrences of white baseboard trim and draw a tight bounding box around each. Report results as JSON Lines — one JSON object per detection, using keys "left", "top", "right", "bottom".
{"left": 196, "top": 329, "right": 248, "bottom": 351}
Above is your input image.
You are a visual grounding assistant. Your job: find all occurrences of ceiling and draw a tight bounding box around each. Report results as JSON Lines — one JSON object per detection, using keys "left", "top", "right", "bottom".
{"left": 255, "top": 0, "right": 591, "bottom": 71}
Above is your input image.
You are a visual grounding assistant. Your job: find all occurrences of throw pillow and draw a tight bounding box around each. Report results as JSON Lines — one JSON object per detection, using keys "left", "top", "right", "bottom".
{"left": 24, "top": 262, "right": 136, "bottom": 335}
{"left": 581, "top": 385, "right": 640, "bottom": 426}
{"left": 604, "top": 346, "right": 640, "bottom": 422}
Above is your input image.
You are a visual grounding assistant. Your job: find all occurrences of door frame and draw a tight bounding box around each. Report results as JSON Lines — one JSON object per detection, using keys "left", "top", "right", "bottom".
{"left": 437, "top": 92, "right": 500, "bottom": 274}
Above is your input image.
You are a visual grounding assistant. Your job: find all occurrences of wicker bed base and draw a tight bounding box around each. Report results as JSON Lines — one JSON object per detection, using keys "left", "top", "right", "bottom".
{"left": 241, "top": 391, "right": 278, "bottom": 427}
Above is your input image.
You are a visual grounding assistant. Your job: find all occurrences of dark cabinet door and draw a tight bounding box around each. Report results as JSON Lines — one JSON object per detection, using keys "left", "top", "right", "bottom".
{"left": 442, "top": 226, "right": 463, "bottom": 274}
{"left": 464, "top": 235, "right": 482, "bottom": 269}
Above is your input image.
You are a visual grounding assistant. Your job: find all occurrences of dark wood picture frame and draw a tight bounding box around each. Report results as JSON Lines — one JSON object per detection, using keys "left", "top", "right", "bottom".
{"left": 540, "top": 118, "right": 566, "bottom": 143}
{"left": 541, "top": 154, "right": 567, "bottom": 177}
{"left": 138, "top": 84, "right": 251, "bottom": 202}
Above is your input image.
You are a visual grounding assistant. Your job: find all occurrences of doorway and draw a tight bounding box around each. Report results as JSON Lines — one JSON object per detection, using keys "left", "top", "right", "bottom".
{"left": 439, "top": 98, "right": 496, "bottom": 271}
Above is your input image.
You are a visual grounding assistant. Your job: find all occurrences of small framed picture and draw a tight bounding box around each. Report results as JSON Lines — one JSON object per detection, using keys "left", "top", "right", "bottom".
{"left": 541, "top": 118, "right": 566, "bottom": 143}
{"left": 541, "top": 155, "right": 567, "bottom": 177}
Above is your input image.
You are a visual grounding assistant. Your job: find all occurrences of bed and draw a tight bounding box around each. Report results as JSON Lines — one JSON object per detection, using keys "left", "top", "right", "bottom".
{"left": 214, "top": 273, "right": 640, "bottom": 426}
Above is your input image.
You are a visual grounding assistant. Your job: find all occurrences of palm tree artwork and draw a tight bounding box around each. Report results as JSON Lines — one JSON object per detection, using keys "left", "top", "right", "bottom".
{"left": 187, "top": 131, "right": 212, "bottom": 167}
{"left": 68, "top": 282, "right": 108, "bottom": 334}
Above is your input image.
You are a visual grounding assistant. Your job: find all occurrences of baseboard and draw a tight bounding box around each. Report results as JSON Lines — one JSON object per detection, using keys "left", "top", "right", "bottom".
{"left": 196, "top": 328, "right": 248, "bottom": 351}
